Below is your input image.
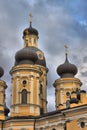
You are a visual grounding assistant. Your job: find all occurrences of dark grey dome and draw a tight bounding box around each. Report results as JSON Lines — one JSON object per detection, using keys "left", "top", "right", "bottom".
{"left": 57, "top": 54, "right": 77, "bottom": 78}
{"left": 0, "top": 66, "right": 4, "bottom": 78}
{"left": 15, "top": 47, "right": 46, "bottom": 67}
{"left": 15, "top": 47, "right": 38, "bottom": 65}
{"left": 36, "top": 57, "right": 46, "bottom": 67}
{"left": 23, "top": 24, "right": 38, "bottom": 38}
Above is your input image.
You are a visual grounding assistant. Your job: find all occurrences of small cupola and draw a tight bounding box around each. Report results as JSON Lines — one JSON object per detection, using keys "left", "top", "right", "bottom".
{"left": 57, "top": 46, "right": 77, "bottom": 78}
{"left": 23, "top": 14, "right": 39, "bottom": 48}
{"left": 14, "top": 14, "right": 46, "bottom": 67}
{"left": 23, "top": 14, "right": 38, "bottom": 39}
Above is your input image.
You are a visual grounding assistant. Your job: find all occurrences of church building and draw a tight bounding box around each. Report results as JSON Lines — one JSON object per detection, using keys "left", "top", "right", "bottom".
{"left": 0, "top": 15, "right": 87, "bottom": 130}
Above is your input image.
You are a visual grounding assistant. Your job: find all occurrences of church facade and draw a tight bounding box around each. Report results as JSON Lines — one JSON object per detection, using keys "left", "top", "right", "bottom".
{"left": 0, "top": 16, "right": 87, "bottom": 130}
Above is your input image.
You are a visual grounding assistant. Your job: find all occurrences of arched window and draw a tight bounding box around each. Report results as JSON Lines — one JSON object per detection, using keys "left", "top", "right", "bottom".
{"left": 80, "top": 122, "right": 85, "bottom": 128}
{"left": 40, "top": 84, "right": 43, "bottom": 94}
{"left": 21, "top": 89, "right": 27, "bottom": 104}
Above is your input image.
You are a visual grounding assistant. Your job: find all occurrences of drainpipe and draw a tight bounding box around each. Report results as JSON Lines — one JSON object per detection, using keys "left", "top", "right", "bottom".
{"left": 34, "top": 118, "right": 36, "bottom": 130}
{"left": 64, "top": 122, "right": 66, "bottom": 130}
{"left": 62, "top": 113, "right": 70, "bottom": 130}
{"left": 1, "top": 121, "right": 3, "bottom": 130}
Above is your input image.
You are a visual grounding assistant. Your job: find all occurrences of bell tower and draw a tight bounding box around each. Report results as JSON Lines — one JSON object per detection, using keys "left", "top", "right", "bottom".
{"left": 53, "top": 46, "right": 82, "bottom": 110}
{"left": 10, "top": 15, "right": 48, "bottom": 117}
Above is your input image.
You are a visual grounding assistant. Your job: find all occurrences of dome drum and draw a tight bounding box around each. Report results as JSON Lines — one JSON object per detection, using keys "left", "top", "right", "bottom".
{"left": 59, "top": 73, "right": 75, "bottom": 78}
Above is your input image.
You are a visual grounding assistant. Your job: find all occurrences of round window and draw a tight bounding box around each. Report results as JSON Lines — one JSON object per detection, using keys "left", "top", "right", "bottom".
{"left": 22, "top": 80, "right": 27, "bottom": 85}
{"left": 66, "top": 92, "right": 70, "bottom": 96}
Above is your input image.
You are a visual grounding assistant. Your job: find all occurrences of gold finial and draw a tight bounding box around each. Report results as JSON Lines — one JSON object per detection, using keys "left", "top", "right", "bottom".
{"left": 29, "top": 13, "right": 33, "bottom": 24}
{"left": 64, "top": 45, "right": 68, "bottom": 55}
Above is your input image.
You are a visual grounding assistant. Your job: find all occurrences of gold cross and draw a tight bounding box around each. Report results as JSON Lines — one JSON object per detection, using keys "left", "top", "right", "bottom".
{"left": 64, "top": 45, "right": 68, "bottom": 55}
{"left": 29, "top": 13, "right": 33, "bottom": 23}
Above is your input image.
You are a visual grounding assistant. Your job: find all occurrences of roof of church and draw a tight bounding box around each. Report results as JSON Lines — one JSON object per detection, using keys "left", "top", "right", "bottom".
{"left": 57, "top": 53, "right": 78, "bottom": 78}
{"left": 15, "top": 46, "right": 46, "bottom": 67}
{"left": 23, "top": 23, "right": 38, "bottom": 38}
{"left": 4, "top": 104, "right": 87, "bottom": 121}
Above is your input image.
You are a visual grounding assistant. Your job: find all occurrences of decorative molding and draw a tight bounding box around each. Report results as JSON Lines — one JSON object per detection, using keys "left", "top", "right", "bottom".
{"left": 11, "top": 103, "right": 40, "bottom": 107}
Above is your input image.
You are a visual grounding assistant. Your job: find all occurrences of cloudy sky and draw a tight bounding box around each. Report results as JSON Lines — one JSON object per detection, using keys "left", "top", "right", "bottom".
{"left": 0, "top": 0, "right": 87, "bottom": 111}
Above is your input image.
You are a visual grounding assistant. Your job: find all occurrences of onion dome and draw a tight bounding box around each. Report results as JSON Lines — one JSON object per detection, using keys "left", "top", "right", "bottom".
{"left": 36, "top": 58, "right": 46, "bottom": 67}
{"left": 23, "top": 25, "right": 38, "bottom": 38}
{"left": 23, "top": 15, "right": 38, "bottom": 38}
{"left": 15, "top": 47, "right": 46, "bottom": 67}
{"left": 57, "top": 54, "right": 78, "bottom": 78}
{"left": 0, "top": 66, "right": 4, "bottom": 78}
{"left": 15, "top": 47, "right": 38, "bottom": 65}
{"left": 4, "top": 103, "right": 10, "bottom": 116}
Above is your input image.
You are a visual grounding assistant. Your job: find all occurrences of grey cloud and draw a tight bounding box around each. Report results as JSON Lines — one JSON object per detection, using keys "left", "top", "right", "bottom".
{"left": 81, "top": 71, "right": 87, "bottom": 77}
{"left": 47, "top": 87, "right": 55, "bottom": 111}
{"left": 83, "top": 56, "right": 87, "bottom": 63}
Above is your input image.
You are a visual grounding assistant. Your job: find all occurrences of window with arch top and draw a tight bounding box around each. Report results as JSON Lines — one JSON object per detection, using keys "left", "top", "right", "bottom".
{"left": 21, "top": 89, "right": 27, "bottom": 104}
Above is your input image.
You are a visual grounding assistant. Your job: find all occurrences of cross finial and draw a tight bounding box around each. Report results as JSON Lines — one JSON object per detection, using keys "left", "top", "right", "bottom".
{"left": 29, "top": 13, "right": 33, "bottom": 25}
{"left": 64, "top": 45, "right": 68, "bottom": 55}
